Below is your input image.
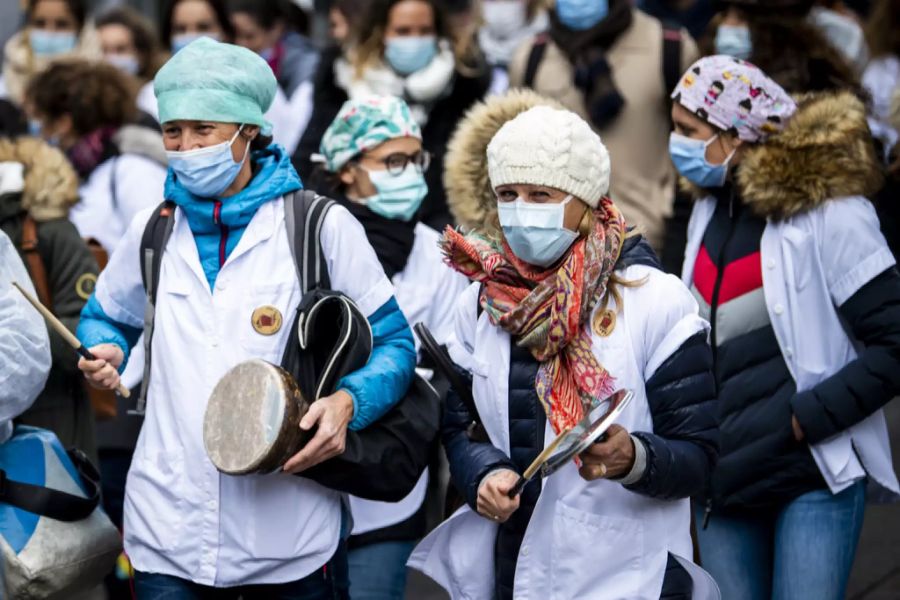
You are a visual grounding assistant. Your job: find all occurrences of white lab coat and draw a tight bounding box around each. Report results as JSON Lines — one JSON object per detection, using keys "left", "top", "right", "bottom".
{"left": 682, "top": 194, "right": 900, "bottom": 501}
{"left": 91, "top": 198, "right": 395, "bottom": 586}
{"left": 349, "top": 223, "right": 469, "bottom": 536}
{"left": 409, "top": 266, "right": 718, "bottom": 599}
{"left": 0, "top": 231, "right": 51, "bottom": 443}
{"left": 70, "top": 154, "right": 167, "bottom": 254}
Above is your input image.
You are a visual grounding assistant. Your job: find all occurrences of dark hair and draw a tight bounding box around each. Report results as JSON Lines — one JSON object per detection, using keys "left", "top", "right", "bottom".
{"left": 228, "top": 0, "right": 310, "bottom": 35}
{"left": 26, "top": 59, "right": 137, "bottom": 135}
{"left": 702, "top": 12, "right": 861, "bottom": 95}
{"left": 331, "top": 0, "right": 368, "bottom": 39}
{"left": 160, "top": 0, "right": 236, "bottom": 45}
{"left": 250, "top": 132, "right": 274, "bottom": 151}
{"left": 96, "top": 6, "right": 168, "bottom": 81}
{"left": 866, "top": 0, "right": 900, "bottom": 58}
{"left": 352, "top": 0, "right": 483, "bottom": 75}
{"left": 26, "top": 0, "right": 87, "bottom": 30}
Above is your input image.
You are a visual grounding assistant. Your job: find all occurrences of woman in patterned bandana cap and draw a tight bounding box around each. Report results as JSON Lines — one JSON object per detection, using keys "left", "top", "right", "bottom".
{"left": 409, "top": 100, "right": 720, "bottom": 600}
{"left": 672, "top": 55, "right": 900, "bottom": 600}
{"left": 312, "top": 94, "right": 470, "bottom": 600}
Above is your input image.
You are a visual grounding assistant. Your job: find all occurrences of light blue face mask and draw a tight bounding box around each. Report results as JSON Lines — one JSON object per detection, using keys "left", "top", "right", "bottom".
{"left": 362, "top": 163, "right": 428, "bottom": 221}
{"left": 171, "top": 32, "right": 220, "bottom": 53}
{"left": 105, "top": 54, "right": 140, "bottom": 76}
{"left": 29, "top": 29, "right": 77, "bottom": 56}
{"left": 166, "top": 126, "right": 248, "bottom": 197}
{"left": 498, "top": 194, "right": 579, "bottom": 267}
{"left": 384, "top": 36, "right": 437, "bottom": 75}
{"left": 555, "top": 0, "right": 609, "bottom": 31}
{"left": 715, "top": 25, "right": 752, "bottom": 60}
{"left": 669, "top": 132, "right": 735, "bottom": 189}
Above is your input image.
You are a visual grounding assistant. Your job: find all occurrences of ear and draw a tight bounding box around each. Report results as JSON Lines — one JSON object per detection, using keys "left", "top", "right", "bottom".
{"left": 55, "top": 114, "right": 75, "bottom": 137}
{"left": 242, "top": 125, "right": 261, "bottom": 141}
{"left": 338, "top": 164, "right": 357, "bottom": 187}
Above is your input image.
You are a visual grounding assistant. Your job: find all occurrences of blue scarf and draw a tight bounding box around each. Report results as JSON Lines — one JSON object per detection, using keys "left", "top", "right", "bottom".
{"left": 164, "top": 143, "right": 302, "bottom": 290}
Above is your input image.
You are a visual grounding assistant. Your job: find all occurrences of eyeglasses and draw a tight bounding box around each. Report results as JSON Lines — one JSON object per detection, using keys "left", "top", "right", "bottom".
{"left": 361, "top": 150, "right": 431, "bottom": 176}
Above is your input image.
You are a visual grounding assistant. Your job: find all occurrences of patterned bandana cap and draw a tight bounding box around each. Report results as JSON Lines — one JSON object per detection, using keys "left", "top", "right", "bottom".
{"left": 316, "top": 95, "right": 422, "bottom": 172}
{"left": 671, "top": 55, "right": 797, "bottom": 142}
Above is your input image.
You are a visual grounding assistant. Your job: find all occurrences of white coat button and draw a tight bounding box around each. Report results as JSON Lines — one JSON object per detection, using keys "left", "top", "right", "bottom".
{"left": 207, "top": 500, "right": 217, "bottom": 510}
{"left": 216, "top": 277, "right": 228, "bottom": 291}
{"left": 521, "top": 546, "right": 529, "bottom": 557}
{"left": 774, "top": 304, "right": 785, "bottom": 315}
{"left": 767, "top": 260, "right": 776, "bottom": 270}
{"left": 785, "top": 347, "right": 794, "bottom": 358}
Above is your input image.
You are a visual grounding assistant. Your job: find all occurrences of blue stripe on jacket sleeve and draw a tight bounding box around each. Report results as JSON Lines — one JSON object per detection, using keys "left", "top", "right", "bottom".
{"left": 339, "top": 297, "right": 416, "bottom": 430}
{"left": 76, "top": 295, "right": 143, "bottom": 374}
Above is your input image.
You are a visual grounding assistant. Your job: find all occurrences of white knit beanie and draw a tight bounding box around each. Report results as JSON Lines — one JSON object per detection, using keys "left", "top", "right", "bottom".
{"left": 486, "top": 106, "right": 611, "bottom": 208}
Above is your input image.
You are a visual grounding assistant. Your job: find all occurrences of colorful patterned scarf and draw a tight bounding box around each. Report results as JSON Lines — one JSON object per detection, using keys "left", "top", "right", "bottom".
{"left": 441, "top": 198, "right": 626, "bottom": 434}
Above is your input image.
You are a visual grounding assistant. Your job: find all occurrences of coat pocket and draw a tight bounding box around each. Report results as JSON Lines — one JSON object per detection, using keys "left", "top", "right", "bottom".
{"left": 549, "top": 502, "right": 645, "bottom": 600}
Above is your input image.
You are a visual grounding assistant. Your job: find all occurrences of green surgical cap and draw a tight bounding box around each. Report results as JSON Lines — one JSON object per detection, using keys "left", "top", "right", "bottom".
{"left": 154, "top": 37, "right": 277, "bottom": 134}
{"left": 316, "top": 95, "right": 422, "bottom": 172}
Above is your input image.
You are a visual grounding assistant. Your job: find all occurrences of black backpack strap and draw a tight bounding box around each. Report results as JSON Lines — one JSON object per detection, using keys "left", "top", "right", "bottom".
{"left": 523, "top": 33, "right": 549, "bottom": 89}
{"left": 133, "top": 200, "right": 176, "bottom": 416}
{"left": 662, "top": 24, "right": 683, "bottom": 101}
{"left": 284, "top": 189, "right": 337, "bottom": 293}
{"left": 0, "top": 449, "right": 101, "bottom": 522}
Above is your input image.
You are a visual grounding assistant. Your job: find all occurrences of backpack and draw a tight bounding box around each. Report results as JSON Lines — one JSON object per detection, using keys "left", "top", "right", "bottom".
{"left": 136, "top": 191, "right": 441, "bottom": 501}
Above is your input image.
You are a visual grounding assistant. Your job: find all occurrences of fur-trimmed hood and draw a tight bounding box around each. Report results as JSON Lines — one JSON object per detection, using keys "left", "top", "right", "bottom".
{"left": 689, "top": 91, "right": 884, "bottom": 219}
{"left": 443, "top": 89, "right": 562, "bottom": 232}
{"left": 0, "top": 137, "right": 80, "bottom": 222}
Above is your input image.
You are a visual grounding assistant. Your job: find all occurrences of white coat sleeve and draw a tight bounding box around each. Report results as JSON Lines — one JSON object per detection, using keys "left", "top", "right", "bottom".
{"left": 427, "top": 265, "right": 471, "bottom": 348}
{"left": 0, "top": 232, "right": 51, "bottom": 441}
{"left": 114, "top": 156, "right": 167, "bottom": 236}
{"left": 819, "top": 196, "right": 897, "bottom": 306}
{"left": 318, "top": 204, "right": 395, "bottom": 317}
{"left": 629, "top": 267, "right": 710, "bottom": 380}
{"left": 446, "top": 282, "right": 481, "bottom": 372}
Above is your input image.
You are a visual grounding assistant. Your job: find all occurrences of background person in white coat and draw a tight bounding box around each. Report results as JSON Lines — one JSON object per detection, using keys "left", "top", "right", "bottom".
{"left": 311, "top": 94, "right": 470, "bottom": 600}
{"left": 671, "top": 55, "right": 900, "bottom": 600}
{"left": 0, "top": 230, "right": 51, "bottom": 444}
{"left": 74, "top": 37, "right": 416, "bottom": 598}
{"left": 410, "top": 105, "right": 720, "bottom": 600}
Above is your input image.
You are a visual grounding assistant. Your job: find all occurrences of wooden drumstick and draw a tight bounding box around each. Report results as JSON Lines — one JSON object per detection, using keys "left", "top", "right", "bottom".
{"left": 12, "top": 281, "right": 131, "bottom": 399}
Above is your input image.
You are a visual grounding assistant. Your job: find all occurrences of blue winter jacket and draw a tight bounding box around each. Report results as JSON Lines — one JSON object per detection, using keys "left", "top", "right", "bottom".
{"left": 78, "top": 144, "right": 415, "bottom": 430}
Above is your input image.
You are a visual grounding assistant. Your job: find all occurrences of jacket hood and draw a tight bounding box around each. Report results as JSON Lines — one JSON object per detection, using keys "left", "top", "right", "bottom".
{"left": 686, "top": 91, "right": 883, "bottom": 219}
{"left": 113, "top": 124, "right": 168, "bottom": 167}
{"left": 443, "top": 89, "right": 563, "bottom": 233}
{"left": 0, "top": 137, "right": 80, "bottom": 222}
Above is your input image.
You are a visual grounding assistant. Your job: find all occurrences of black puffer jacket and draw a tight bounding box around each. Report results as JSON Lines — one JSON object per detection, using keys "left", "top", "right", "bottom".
{"left": 442, "top": 237, "right": 719, "bottom": 599}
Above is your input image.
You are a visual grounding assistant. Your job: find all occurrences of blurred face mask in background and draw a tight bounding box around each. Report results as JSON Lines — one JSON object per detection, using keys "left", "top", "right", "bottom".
{"left": 715, "top": 25, "right": 752, "bottom": 60}
{"left": 105, "top": 54, "right": 140, "bottom": 76}
{"left": 384, "top": 36, "right": 438, "bottom": 75}
{"left": 498, "top": 194, "right": 579, "bottom": 267}
{"left": 171, "top": 32, "right": 221, "bottom": 53}
{"left": 361, "top": 163, "right": 428, "bottom": 221}
{"left": 483, "top": 0, "right": 528, "bottom": 39}
{"left": 29, "top": 29, "right": 77, "bottom": 56}
{"left": 555, "top": 0, "right": 609, "bottom": 31}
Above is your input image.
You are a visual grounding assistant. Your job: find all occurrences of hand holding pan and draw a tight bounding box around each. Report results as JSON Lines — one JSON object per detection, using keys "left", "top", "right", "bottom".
{"left": 507, "top": 389, "right": 633, "bottom": 498}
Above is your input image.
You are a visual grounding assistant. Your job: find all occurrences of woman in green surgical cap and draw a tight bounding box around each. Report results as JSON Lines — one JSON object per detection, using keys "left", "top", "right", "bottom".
{"left": 75, "top": 37, "right": 416, "bottom": 599}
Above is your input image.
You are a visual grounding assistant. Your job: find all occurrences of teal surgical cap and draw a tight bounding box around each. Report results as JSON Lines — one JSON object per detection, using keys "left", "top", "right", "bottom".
{"left": 154, "top": 37, "right": 277, "bottom": 134}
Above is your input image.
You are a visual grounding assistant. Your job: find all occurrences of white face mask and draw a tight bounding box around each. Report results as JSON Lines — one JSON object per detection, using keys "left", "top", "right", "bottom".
{"left": 482, "top": 0, "right": 527, "bottom": 39}
{"left": 498, "top": 194, "right": 579, "bottom": 267}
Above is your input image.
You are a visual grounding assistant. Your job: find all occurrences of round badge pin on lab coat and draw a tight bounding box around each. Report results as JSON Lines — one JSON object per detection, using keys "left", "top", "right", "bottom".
{"left": 251, "top": 305, "right": 283, "bottom": 335}
{"left": 593, "top": 309, "right": 616, "bottom": 337}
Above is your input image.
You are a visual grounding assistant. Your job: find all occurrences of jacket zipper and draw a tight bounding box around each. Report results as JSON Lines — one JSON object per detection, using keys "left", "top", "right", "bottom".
{"left": 703, "top": 189, "right": 738, "bottom": 529}
{"left": 213, "top": 200, "right": 228, "bottom": 269}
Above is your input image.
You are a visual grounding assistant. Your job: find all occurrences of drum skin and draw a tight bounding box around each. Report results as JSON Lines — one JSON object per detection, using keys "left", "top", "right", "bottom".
{"left": 203, "top": 359, "right": 312, "bottom": 475}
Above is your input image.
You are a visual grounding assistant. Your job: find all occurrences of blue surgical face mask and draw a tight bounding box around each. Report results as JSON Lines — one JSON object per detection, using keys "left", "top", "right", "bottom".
{"left": 29, "top": 29, "right": 77, "bottom": 56}
{"left": 362, "top": 163, "right": 428, "bottom": 221}
{"left": 715, "top": 25, "right": 752, "bottom": 60}
{"left": 171, "top": 32, "right": 220, "bottom": 53}
{"left": 105, "top": 53, "right": 140, "bottom": 76}
{"left": 384, "top": 36, "right": 438, "bottom": 75}
{"left": 555, "top": 0, "right": 609, "bottom": 31}
{"left": 166, "top": 126, "right": 248, "bottom": 197}
{"left": 498, "top": 194, "right": 579, "bottom": 267}
{"left": 669, "top": 132, "right": 735, "bottom": 189}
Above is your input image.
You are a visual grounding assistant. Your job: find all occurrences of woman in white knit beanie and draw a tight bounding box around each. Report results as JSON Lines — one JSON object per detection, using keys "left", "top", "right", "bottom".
{"left": 409, "top": 105, "right": 720, "bottom": 599}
